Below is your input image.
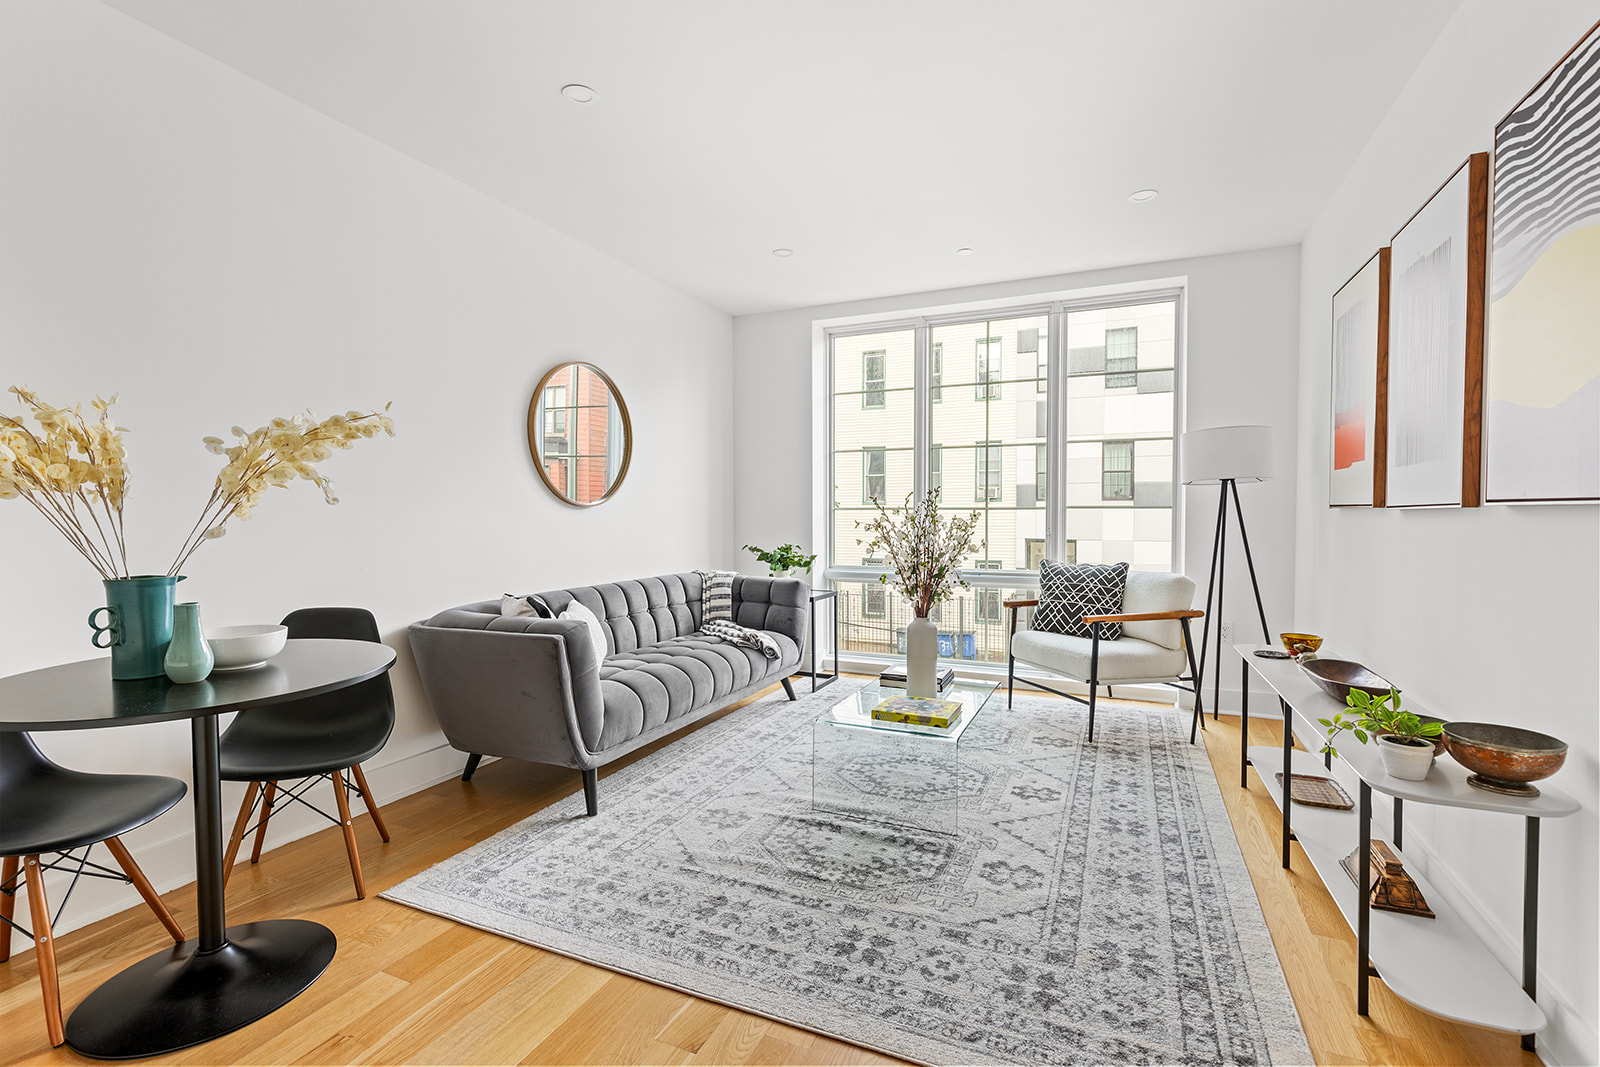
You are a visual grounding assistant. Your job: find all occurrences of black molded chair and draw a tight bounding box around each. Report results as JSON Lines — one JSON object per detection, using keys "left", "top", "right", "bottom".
{"left": 1, "top": 733, "right": 187, "bottom": 1048}
{"left": 220, "top": 607, "right": 394, "bottom": 900}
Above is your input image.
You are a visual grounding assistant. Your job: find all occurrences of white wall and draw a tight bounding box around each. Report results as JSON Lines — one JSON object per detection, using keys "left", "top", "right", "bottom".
{"left": 731, "top": 245, "right": 1302, "bottom": 705}
{"left": 1, "top": 0, "right": 731, "bottom": 932}
{"left": 1293, "top": 3, "right": 1598, "bottom": 1063}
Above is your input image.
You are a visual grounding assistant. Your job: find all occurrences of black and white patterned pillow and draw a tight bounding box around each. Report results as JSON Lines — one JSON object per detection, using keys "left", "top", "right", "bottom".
{"left": 501, "top": 593, "right": 554, "bottom": 619}
{"left": 1033, "top": 560, "right": 1129, "bottom": 640}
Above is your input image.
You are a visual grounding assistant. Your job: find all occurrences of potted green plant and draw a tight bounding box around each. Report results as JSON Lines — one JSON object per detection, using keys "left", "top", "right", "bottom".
{"left": 742, "top": 543, "right": 816, "bottom": 578}
{"left": 1317, "top": 687, "right": 1443, "bottom": 781}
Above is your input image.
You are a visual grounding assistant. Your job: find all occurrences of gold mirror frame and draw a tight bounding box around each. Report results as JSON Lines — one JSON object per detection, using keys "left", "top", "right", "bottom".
{"left": 526, "top": 362, "right": 633, "bottom": 507}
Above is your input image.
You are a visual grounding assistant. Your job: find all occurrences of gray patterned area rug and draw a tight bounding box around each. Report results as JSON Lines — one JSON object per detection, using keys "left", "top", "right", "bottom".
{"left": 384, "top": 683, "right": 1310, "bottom": 1066}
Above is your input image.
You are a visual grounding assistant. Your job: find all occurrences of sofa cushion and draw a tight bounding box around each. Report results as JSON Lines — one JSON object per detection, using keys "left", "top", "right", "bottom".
{"left": 595, "top": 631, "right": 800, "bottom": 751}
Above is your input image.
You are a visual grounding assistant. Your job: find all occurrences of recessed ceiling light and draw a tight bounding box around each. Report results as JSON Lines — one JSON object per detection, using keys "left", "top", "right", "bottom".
{"left": 1128, "top": 189, "right": 1159, "bottom": 203}
{"left": 560, "top": 83, "right": 597, "bottom": 104}
{"left": 771, "top": 248, "right": 794, "bottom": 257}
{"left": 955, "top": 247, "right": 975, "bottom": 256}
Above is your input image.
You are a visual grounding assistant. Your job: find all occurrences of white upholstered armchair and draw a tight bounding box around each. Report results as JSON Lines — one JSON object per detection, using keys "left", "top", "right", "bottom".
{"left": 1005, "top": 570, "right": 1205, "bottom": 743}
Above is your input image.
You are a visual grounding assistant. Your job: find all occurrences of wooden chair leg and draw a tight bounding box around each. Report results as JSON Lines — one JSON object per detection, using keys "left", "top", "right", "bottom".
{"left": 1, "top": 854, "right": 18, "bottom": 963}
{"left": 222, "top": 781, "right": 261, "bottom": 887}
{"left": 103, "top": 837, "right": 185, "bottom": 945}
{"left": 250, "top": 781, "right": 278, "bottom": 864}
{"left": 330, "top": 770, "right": 366, "bottom": 900}
{"left": 22, "top": 855, "right": 64, "bottom": 1047}
{"left": 350, "top": 763, "right": 390, "bottom": 843}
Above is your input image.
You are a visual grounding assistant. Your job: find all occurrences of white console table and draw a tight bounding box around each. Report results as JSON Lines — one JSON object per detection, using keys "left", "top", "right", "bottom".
{"left": 1236, "top": 644, "right": 1579, "bottom": 1050}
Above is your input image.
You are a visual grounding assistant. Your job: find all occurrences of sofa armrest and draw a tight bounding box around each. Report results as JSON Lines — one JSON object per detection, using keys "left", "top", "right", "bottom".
{"left": 408, "top": 616, "right": 606, "bottom": 766}
{"left": 733, "top": 575, "right": 810, "bottom": 647}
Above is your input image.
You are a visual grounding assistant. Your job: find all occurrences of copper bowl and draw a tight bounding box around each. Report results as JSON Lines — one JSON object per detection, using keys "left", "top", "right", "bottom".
{"left": 1280, "top": 632, "right": 1323, "bottom": 656}
{"left": 1443, "top": 722, "right": 1567, "bottom": 796}
{"left": 1300, "top": 658, "right": 1393, "bottom": 702}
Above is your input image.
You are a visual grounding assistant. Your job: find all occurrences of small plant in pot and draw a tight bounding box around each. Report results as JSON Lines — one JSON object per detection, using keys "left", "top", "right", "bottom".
{"left": 1318, "top": 688, "right": 1443, "bottom": 782}
{"left": 742, "top": 543, "right": 816, "bottom": 578}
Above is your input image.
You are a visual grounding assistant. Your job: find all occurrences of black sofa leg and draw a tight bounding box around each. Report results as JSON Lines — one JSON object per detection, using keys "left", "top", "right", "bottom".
{"left": 461, "top": 754, "right": 482, "bottom": 782}
{"left": 781, "top": 676, "right": 797, "bottom": 701}
{"left": 582, "top": 768, "right": 598, "bottom": 816}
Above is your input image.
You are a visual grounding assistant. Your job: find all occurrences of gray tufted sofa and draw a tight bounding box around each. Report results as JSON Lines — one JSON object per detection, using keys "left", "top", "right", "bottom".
{"left": 408, "top": 573, "right": 808, "bottom": 814}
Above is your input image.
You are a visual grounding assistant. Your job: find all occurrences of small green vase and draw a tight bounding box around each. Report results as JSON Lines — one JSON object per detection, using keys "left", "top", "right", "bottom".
{"left": 164, "top": 602, "right": 215, "bottom": 684}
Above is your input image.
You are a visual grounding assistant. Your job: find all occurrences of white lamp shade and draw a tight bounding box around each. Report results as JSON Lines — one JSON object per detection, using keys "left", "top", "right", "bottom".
{"left": 1182, "top": 425, "right": 1273, "bottom": 484}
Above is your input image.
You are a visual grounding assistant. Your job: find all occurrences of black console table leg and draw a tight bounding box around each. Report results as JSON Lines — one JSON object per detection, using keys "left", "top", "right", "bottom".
{"left": 1240, "top": 654, "right": 1249, "bottom": 787}
{"left": 1523, "top": 816, "right": 1540, "bottom": 1052}
{"left": 1280, "top": 697, "right": 1293, "bottom": 870}
{"left": 1358, "top": 780, "right": 1372, "bottom": 1016}
{"left": 1393, "top": 797, "right": 1404, "bottom": 852}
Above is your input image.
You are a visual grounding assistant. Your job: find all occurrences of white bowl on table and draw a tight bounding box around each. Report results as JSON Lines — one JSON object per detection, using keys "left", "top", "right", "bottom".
{"left": 206, "top": 624, "right": 288, "bottom": 671}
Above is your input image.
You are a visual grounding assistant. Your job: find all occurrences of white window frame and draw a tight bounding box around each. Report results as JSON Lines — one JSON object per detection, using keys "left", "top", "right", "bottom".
{"left": 820, "top": 284, "right": 1185, "bottom": 613}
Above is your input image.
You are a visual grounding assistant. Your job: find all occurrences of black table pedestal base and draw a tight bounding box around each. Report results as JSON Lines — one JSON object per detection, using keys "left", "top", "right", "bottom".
{"left": 65, "top": 919, "right": 335, "bottom": 1059}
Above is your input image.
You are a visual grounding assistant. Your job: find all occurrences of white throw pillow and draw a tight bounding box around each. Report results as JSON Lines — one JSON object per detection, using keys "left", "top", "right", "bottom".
{"left": 501, "top": 592, "right": 553, "bottom": 618}
{"left": 559, "top": 599, "right": 609, "bottom": 664}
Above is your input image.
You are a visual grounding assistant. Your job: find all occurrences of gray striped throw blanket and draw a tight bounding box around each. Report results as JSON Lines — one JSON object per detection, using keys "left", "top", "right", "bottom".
{"left": 702, "top": 619, "right": 780, "bottom": 661}
{"left": 694, "top": 570, "right": 778, "bottom": 660}
{"left": 696, "top": 569, "right": 736, "bottom": 622}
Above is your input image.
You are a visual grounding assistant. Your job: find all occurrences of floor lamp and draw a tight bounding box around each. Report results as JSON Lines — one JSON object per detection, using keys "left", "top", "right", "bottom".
{"left": 1181, "top": 425, "right": 1272, "bottom": 719}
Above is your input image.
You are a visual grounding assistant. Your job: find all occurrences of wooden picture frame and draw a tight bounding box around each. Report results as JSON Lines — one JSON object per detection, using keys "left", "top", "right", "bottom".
{"left": 1484, "top": 19, "right": 1600, "bottom": 503}
{"left": 1384, "top": 153, "right": 1488, "bottom": 508}
{"left": 1329, "top": 248, "right": 1390, "bottom": 507}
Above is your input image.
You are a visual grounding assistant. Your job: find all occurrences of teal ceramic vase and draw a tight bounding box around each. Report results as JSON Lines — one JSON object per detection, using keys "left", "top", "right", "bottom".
{"left": 164, "top": 601, "right": 214, "bottom": 684}
{"left": 88, "top": 575, "right": 185, "bottom": 680}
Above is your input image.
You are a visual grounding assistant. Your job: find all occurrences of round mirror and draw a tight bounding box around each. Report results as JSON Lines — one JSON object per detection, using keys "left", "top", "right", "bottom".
{"left": 527, "top": 362, "right": 632, "bottom": 506}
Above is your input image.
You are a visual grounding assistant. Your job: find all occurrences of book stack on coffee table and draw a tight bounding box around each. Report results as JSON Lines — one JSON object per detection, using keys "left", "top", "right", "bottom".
{"left": 878, "top": 663, "right": 955, "bottom": 691}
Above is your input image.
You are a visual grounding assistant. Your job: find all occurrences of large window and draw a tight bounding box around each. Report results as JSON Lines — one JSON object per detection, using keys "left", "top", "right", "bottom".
{"left": 828, "top": 296, "right": 1177, "bottom": 665}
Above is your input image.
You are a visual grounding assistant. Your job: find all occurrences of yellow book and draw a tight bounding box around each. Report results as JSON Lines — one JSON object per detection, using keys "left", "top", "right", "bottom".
{"left": 870, "top": 695, "right": 964, "bottom": 728}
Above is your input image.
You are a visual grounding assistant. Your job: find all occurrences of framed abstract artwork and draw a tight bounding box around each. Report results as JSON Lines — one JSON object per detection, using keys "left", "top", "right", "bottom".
{"left": 1329, "top": 249, "right": 1390, "bottom": 506}
{"left": 1485, "top": 20, "right": 1600, "bottom": 503}
{"left": 1385, "top": 153, "right": 1488, "bottom": 508}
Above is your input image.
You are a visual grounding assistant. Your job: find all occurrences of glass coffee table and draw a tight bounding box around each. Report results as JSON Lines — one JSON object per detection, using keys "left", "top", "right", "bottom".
{"left": 812, "top": 679, "right": 999, "bottom": 835}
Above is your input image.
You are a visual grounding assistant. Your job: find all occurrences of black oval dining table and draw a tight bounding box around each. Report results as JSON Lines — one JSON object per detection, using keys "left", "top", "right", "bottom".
{"left": 0, "top": 638, "right": 397, "bottom": 1060}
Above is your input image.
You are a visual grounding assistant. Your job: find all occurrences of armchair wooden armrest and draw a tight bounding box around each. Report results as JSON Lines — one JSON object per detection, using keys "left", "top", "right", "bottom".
{"left": 1004, "top": 598, "right": 1038, "bottom": 610}
{"left": 1081, "top": 609, "right": 1204, "bottom": 624}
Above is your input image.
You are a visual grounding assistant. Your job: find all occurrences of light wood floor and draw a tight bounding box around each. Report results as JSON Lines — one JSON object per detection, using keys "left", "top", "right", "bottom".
{"left": 1, "top": 680, "right": 1545, "bottom": 1066}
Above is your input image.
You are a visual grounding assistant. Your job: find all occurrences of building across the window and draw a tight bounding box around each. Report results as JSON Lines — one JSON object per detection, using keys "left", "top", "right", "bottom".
{"left": 1105, "top": 326, "right": 1138, "bottom": 389}
{"left": 1102, "top": 440, "right": 1134, "bottom": 501}
{"left": 931, "top": 342, "right": 943, "bottom": 403}
{"left": 863, "top": 447, "right": 886, "bottom": 503}
{"left": 976, "top": 441, "right": 1002, "bottom": 502}
{"left": 974, "top": 337, "right": 1001, "bottom": 400}
{"left": 863, "top": 351, "right": 886, "bottom": 408}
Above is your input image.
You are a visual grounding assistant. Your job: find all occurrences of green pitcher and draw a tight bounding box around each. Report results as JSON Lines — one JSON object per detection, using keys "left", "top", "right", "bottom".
{"left": 88, "top": 575, "right": 185, "bottom": 680}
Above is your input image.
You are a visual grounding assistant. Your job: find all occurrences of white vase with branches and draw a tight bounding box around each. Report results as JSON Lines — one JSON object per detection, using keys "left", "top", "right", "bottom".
{"left": 857, "top": 488, "right": 983, "bottom": 697}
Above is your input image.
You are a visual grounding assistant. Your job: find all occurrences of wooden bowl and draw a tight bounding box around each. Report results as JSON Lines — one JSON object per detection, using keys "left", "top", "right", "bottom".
{"left": 1300, "top": 658, "right": 1393, "bottom": 702}
{"left": 1443, "top": 722, "right": 1567, "bottom": 796}
{"left": 1280, "top": 632, "right": 1323, "bottom": 656}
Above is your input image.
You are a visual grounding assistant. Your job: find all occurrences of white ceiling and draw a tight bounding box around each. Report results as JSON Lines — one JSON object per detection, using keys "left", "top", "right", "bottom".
{"left": 103, "top": 0, "right": 1462, "bottom": 316}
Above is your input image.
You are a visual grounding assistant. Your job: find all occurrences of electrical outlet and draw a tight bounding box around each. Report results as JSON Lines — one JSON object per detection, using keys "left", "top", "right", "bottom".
{"left": 1220, "top": 621, "right": 1232, "bottom": 643}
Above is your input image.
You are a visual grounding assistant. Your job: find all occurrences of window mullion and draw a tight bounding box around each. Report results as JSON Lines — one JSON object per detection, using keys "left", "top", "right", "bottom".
{"left": 913, "top": 321, "right": 929, "bottom": 505}
{"left": 1045, "top": 306, "right": 1066, "bottom": 564}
